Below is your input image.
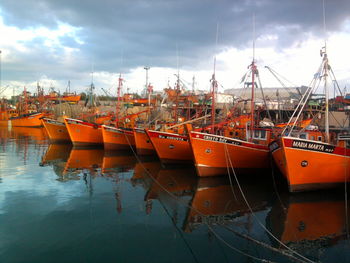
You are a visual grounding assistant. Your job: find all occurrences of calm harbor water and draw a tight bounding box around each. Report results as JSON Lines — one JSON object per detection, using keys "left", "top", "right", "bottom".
{"left": 1, "top": 127, "right": 350, "bottom": 263}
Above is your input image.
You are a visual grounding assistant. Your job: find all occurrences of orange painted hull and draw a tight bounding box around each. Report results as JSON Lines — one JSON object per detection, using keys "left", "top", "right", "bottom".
{"left": 134, "top": 128, "right": 156, "bottom": 155}
{"left": 64, "top": 118, "right": 103, "bottom": 147}
{"left": 188, "top": 131, "right": 270, "bottom": 177}
{"left": 0, "top": 120, "right": 9, "bottom": 126}
{"left": 270, "top": 137, "right": 350, "bottom": 192}
{"left": 11, "top": 112, "right": 44, "bottom": 127}
{"left": 47, "top": 94, "right": 81, "bottom": 103}
{"left": 146, "top": 130, "right": 192, "bottom": 164}
{"left": 95, "top": 115, "right": 112, "bottom": 125}
{"left": 0, "top": 110, "right": 9, "bottom": 126}
{"left": 101, "top": 125, "right": 135, "bottom": 151}
{"left": 61, "top": 95, "right": 81, "bottom": 103}
{"left": 42, "top": 118, "right": 71, "bottom": 142}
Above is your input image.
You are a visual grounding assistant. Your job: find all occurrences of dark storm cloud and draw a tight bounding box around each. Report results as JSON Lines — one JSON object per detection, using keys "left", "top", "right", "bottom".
{"left": 1, "top": 0, "right": 349, "bottom": 79}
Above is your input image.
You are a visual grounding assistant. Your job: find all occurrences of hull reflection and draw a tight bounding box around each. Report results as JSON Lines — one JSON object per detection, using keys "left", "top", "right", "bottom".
{"left": 184, "top": 177, "right": 271, "bottom": 232}
{"left": 267, "top": 191, "right": 350, "bottom": 251}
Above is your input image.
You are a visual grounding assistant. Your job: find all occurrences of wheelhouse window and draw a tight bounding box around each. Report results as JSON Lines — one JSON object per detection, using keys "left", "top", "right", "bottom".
{"left": 253, "top": 130, "right": 267, "bottom": 140}
{"left": 299, "top": 133, "right": 307, "bottom": 139}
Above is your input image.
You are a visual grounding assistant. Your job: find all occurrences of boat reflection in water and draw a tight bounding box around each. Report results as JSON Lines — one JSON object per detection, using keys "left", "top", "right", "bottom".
{"left": 102, "top": 151, "right": 138, "bottom": 174}
{"left": 133, "top": 166, "right": 198, "bottom": 215}
{"left": 11, "top": 126, "right": 48, "bottom": 143}
{"left": 267, "top": 191, "right": 350, "bottom": 254}
{"left": 184, "top": 176, "right": 271, "bottom": 232}
{"left": 63, "top": 148, "right": 104, "bottom": 177}
{"left": 40, "top": 144, "right": 73, "bottom": 179}
{"left": 131, "top": 159, "right": 162, "bottom": 187}
{"left": 40, "top": 144, "right": 72, "bottom": 166}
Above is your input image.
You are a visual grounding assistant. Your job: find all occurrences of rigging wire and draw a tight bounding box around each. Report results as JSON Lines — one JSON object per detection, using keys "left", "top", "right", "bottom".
{"left": 120, "top": 126, "right": 317, "bottom": 263}
{"left": 222, "top": 142, "right": 316, "bottom": 263}
{"left": 121, "top": 131, "right": 291, "bottom": 263}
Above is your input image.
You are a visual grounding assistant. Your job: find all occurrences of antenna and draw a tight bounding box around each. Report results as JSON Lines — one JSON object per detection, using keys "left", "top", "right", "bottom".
{"left": 213, "top": 23, "right": 219, "bottom": 75}
{"left": 210, "top": 23, "right": 219, "bottom": 134}
{"left": 252, "top": 13, "right": 256, "bottom": 62}
{"left": 323, "top": 0, "right": 327, "bottom": 49}
{"left": 176, "top": 42, "right": 180, "bottom": 81}
{"left": 322, "top": 0, "right": 330, "bottom": 142}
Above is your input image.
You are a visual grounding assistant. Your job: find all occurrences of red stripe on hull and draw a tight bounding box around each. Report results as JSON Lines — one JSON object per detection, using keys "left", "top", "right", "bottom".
{"left": 271, "top": 137, "right": 350, "bottom": 192}
{"left": 64, "top": 118, "right": 103, "bottom": 146}
{"left": 146, "top": 129, "right": 192, "bottom": 164}
{"left": 189, "top": 131, "right": 270, "bottom": 177}
{"left": 102, "top": 125, "right": 135, "bottom": 151}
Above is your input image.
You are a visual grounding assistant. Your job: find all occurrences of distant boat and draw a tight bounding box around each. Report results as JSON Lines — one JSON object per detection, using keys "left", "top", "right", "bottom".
{"left": 11, "top": 112, "right": 45, "bottom": 127}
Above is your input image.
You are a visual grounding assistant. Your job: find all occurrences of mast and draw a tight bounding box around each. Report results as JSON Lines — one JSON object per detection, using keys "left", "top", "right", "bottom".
{"left": 116, "top": 73, "right": 123, "bottom": 127}
{"left": 249, "top": 14, "right": 256, "bottom": 141}
{"left": 322, "top": 0, "right": 330, "bottom": 143}
{"left": 211, "top": 23, "right": 219, "bottom": 134}
{"left": 24, "top": 86, "right": 28, "bottom": 114}
{"left": 174, "top": 73, "right": 180, "bottom": 123}
{"left": 211, "top": 66, "right": 216, "bottom": 134}
{"left": 144, "top": 66, "right": 151, "bottom": 123}
{"left": 174, "top": 44, "right": 180, "bottom": 123}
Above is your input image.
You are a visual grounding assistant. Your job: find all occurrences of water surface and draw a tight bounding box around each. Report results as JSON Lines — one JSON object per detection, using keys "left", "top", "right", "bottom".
{"left": 1, "top": 127, "right": 350, "bottom": 263}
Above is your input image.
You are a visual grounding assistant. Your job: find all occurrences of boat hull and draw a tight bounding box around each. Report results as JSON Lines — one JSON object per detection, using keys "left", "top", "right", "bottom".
{"left": 270, "top": 137, "right": 350, "bottom": 192}
{"left": 146, "top": 130, "right": 192, "bottom": 164}
{"left": 0, "top": 110, "right": 9, "bottom": 126}
{"left": 11, "top": 112, "right": 44, "bottom": 127}
{"left": 189, "top": 131, "right": 270, "bottom": 177}
{"left": 64, "top": 118, "right": 103, "bottom": 147}
{"left": 134, "top": 128, "right": 156, "bottom": 155}
{"left": 42, "top": 118, "right": 71, "bottom": 142}
{"left": 101, "top": 125, "right": 135, "bottom": 151}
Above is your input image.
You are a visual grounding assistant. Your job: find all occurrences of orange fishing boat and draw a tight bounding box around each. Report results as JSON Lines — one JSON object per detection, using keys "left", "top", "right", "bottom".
{"left": 146, "top": 129, "right": 193, "bottom": 164}
{"left": 188, "top": 56, "right": 277, "bottom": 177}
{"left": 42, "top": 118, "right": 71, "bottom": 142}
{"left": 270, "top": 135, "right": 350, "bottom": 192}
{"left": 101, "top": 125, "right": 135, "bottom": 151}
{"left": 64, "top": 117, "right": 103, "bottom": 147}
{"left": 270, "top": 44, "right": 350, "bottom": 192}
{"left": 133, "top": 128, "right": 156, "bottom": 155}
{"left": 11, "top": 112, "right": 45, "bottom": 127}
{"left": 188, "top": 128, "right": 272, "bottom": 177}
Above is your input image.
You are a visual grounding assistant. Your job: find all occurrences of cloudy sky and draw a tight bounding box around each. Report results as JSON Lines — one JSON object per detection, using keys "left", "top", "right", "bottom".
{"left": 0, "top": 0, "right": 349, "bottom": 98}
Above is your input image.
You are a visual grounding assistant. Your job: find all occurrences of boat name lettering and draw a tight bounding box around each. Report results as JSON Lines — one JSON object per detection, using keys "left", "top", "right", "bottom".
{"left": 203, "top": 135, "right": 241, "bottom": 145}
{"left": 158, "top": 135, "right": 186, "bottom": 141}
{"left": 292, "top": 140, "right": 335, "bottom": 153}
